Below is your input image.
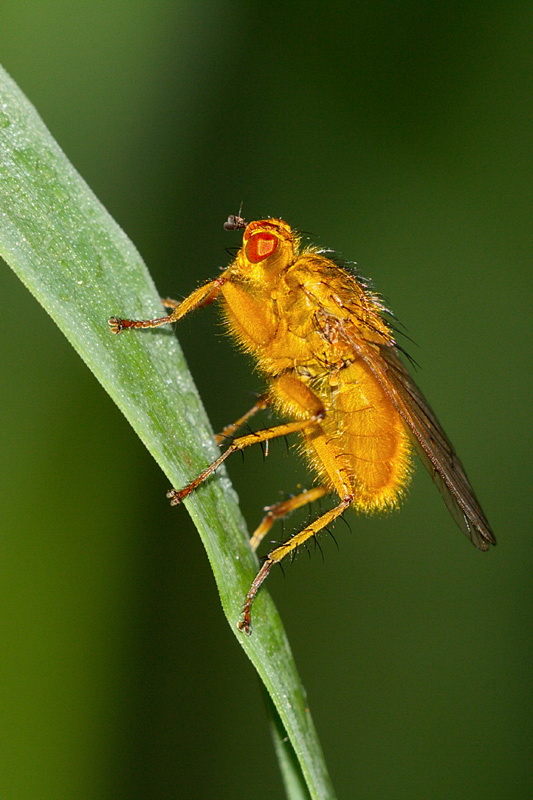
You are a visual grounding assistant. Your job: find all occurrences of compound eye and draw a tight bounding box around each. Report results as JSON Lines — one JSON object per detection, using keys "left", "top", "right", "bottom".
{"left": 245, "top": 232, "right": 279, "bottom": 263}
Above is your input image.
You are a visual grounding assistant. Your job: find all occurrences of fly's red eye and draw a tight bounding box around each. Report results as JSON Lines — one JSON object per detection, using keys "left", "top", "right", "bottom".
{"left": 246, "top": 232, "right": 278, "bottom": 263}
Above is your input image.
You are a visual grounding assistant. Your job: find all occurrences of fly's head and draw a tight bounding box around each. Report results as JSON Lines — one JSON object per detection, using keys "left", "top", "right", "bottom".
{"left": 232, "top": 218, "right": 299, "bottom": 285}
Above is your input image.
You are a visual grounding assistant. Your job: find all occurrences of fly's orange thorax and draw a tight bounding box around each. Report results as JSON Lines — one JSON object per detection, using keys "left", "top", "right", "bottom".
{"left": 219, "top": 218, "right": 412, "bottom": 511}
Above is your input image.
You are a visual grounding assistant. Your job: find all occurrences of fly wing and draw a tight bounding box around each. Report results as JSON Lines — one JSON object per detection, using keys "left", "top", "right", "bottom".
{"left": 376, "top": 345, "right": 495, "bottom": 549}
{"left": 338, "top": 321, "right": 496, "bottom": 550}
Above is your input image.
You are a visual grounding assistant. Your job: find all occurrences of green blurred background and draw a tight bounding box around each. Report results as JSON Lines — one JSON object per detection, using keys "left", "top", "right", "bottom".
{"left": 1, "top": 2, "right": 531, "bottom": 798}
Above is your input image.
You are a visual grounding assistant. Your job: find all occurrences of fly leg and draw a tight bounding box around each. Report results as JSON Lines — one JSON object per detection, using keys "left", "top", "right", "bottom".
{"left": 108, "top": 276, "right": 227, "bottom": 333}
{"left": 214, "top": 394, "right": 270, "bottom": 446}
{"left": 238, "top": 368, "right": 356, "bottom": 633}
{"left": 250, "top": 486, "right": 329, "bottom": 552}
{"left": 160, "top": 297, "right": 181, "bottom": 310}
{"left": 168, "top": 376, "right": 326, "bottom": 505}
{"left": 167, "top": 415, "right": 324, "bottom": 506}
{"left": 239, "top": 495, "right": 353, "bottom": 635}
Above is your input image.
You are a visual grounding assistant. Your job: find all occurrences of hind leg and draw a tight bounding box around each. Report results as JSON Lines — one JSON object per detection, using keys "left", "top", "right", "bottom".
{"left": 214, "top": 394, "right": 269, "bottom": 445}
{"left": 250, "top": 486, "right": 329, "bottom": 551}
{"left": 239, "top": 494, "right": 353, "bottom": 634}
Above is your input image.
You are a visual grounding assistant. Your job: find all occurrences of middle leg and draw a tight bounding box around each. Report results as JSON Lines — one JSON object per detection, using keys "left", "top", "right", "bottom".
{"left": 168, "top": 375, "right": 326, "bottom": 505}
{"left": 168, "top": 414, "right": 325, "bottom": 505}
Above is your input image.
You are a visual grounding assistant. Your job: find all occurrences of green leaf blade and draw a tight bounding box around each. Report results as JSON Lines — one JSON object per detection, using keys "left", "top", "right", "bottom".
{"left": 0, "top": 64, "right": 337, "bottom": 800}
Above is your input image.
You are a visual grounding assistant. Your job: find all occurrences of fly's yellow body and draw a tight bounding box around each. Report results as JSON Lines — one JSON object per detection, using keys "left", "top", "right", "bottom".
{"left": 220, "top": 223, "right": 411, "bottom": 512}
{"left": 110, "top": 216, "right": 495, "bottom": 634}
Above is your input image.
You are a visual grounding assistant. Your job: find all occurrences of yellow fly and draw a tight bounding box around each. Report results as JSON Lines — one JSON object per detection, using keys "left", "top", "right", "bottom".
{"left": 109, "top": 216, "right": 495, "bottom": 634}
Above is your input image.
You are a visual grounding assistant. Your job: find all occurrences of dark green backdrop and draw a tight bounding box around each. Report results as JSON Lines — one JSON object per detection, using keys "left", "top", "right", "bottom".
{"left": 1, "top": 2, "right": 531, "bottom": 798}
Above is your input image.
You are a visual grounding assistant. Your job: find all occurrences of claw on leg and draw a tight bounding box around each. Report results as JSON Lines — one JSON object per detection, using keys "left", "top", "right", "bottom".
{"left": 166, "top": 488, "right": 185, "bottom": 506}
{"left": 238, "top": 559, "right": 274, "bottom": 635}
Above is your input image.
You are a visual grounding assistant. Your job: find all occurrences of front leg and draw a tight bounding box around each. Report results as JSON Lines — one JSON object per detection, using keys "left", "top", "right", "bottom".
{"left": 108, "top": 276, "right": 227, "bottom": 333}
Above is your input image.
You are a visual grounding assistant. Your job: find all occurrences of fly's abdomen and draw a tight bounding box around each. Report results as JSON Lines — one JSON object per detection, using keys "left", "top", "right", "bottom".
{"left": 326, "top": 361, "right": 412, "bottom": 511}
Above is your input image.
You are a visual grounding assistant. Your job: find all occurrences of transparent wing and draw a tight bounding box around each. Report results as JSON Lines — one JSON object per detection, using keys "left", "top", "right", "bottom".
{"left": 376, "top": 345, "right": 495, "bottom": 549}
{"left": 339, "top": 323, "right": 496, "bottom": 550}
